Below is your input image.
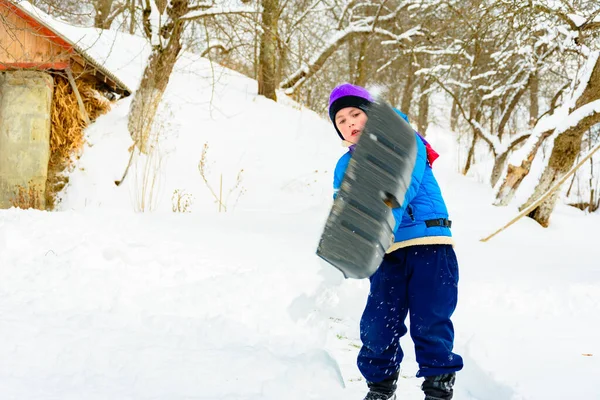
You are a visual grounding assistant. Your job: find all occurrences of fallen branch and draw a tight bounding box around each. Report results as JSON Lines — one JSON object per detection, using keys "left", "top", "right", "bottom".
{"left": 480, "top": 140, "right": 600, "bottom": 242}
{"left": 115, "top": 144, "right": 135, "bottom": 186}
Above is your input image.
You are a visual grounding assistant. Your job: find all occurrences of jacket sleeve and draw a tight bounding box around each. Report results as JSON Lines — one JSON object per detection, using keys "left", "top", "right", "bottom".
{"left": 333, "top": 152, "right": 352, "bottom": 199}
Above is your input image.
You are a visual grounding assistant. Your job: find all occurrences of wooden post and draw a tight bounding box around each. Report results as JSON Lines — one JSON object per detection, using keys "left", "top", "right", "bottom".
{"left": 66, "top": 68, "right": 90, "bottom": 125}
{"left": 481, "top": 140, "right": 600, "bottom": 242}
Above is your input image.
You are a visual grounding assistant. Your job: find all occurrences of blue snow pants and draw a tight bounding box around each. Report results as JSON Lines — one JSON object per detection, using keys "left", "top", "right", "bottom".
{"left": 357, "top": 244, "right": 464, "bottom": 382}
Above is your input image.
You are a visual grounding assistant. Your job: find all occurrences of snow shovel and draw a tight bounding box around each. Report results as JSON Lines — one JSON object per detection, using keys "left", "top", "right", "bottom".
{"left": 316, "top": 100, "right": 417, "bottom": 279}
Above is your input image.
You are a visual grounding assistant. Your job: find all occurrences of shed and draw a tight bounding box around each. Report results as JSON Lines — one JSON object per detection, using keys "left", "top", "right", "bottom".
{"left": 0, "top": 0, "right": 131, "bottom": 209}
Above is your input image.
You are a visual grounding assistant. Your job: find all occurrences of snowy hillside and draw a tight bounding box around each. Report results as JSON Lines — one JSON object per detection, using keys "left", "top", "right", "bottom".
{"left": 1, "top": 12, "right": 600, "bottom": 400}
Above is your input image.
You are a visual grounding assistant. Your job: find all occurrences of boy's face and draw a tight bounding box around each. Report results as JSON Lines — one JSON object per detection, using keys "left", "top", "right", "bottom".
{"left": 335, "top": 107, "right": 368, "bottom": 144}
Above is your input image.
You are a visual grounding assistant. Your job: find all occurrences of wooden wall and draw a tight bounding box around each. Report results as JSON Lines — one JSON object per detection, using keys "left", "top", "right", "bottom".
{"left": 0, "top": 6, "right": 71, "bottom": 69}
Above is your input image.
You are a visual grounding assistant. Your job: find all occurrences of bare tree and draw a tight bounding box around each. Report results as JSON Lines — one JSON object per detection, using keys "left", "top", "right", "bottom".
{"left": 127, "top": 0, "right": 189, "bottom": 154}
{"left": 113, "top": 0, "right": 600, "bottom": 230}
{"left": 280, "top": 1, "right": 423, "bottom": 94}
{"left": 127, "top": 1, "right": 254, "bottom": 157}
{"left": 494, "top": 1, "right": 600, "bottom": 221}
{"left": 523, "top": 53, "right": 600, "bottom": 226}
{"left": 258, "top": 0, "right": 278, "bottom": 100}
{"left": 93, "top": 0, "right": 127, "bottom": 29}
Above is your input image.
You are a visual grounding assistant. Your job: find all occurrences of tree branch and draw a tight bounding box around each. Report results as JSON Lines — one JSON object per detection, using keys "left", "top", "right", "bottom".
{"left": 180, "top": 6, "right": 257, "bottom": 21}
{"left": 531, "top": 3, "right": 579, "bottom": 31}
{"left": 280, "top": 25, "right": 421, "bottom": 92}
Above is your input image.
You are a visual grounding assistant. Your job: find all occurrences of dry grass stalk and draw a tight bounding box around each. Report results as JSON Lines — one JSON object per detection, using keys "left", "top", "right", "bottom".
{"left": 197, "top": 143, "right": 246, "bottom": 212}
{"left": 45, "top": 75, "right": 112, "bottom": 209}
{"left": 198, "top": 143, "right": 227, "bottom": 211}
{"left": 226, "top": 169, "right": 246, "bottom": 209}
{"left": 172, "top": 189, "right": 193, "bottom": 212}
{"left": 133, "top": 140, "right": 163, "bottom": 212}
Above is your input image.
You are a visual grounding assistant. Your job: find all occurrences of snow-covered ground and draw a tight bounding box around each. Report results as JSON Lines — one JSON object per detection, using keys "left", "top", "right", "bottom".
{"left": 1, "top": 6, "right": 599, "bottom": 399}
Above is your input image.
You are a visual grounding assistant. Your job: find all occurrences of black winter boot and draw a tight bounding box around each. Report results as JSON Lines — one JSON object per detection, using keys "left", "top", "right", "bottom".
{"left": 363, "top": 372, "right": 398, "bottom": 400}
{"left": 363, "top": 392, "right": 396, "bottom": 400}
{"left": 421, "top": 372, "right": 455, "bottom": 400}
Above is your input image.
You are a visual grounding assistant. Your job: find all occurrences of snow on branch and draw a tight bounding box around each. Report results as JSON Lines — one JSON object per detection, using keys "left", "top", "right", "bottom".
{"left": 336, "top": 0, "right": 355, "bottom": 30}
{"left": 508, "top": 99, "right": 600, "bottom": 166}
{"left": 506, "top": 112, "right": 560, "bottom": 166}
{"left": 569, "top": 13, "right": 587, "bottom": 28}
{"left": 432, "top": 75, "right": 506, "bottom": 154}
{"left": 482, "top": 40, "right": 559, "bottom": 105}
{"left": 470, "top": 120, "right": 506, "bottom": 155}
{"left": 481, "top": 74, "right": 528, "bottom": 102}
{"left": 200, "top": 42, "right": 231, "bottom": 57}
{"left": 281, "top": 23, "right": 422, "bottom": 92}
{"left": 557, "top": 100, "right": 600, "bottom": 134}
{"left": 409, "top": 46, "right": 467, "bottom": 58}
{"left": 376, "top": 55, "right": 400, "bottom": 74}
{"left": 531, "top": 1, "right": 580, "bottom": 31}
{"left": 445, "top": 79, "right": 471, "bottom": 89}
{"left": 567, "top": 51, "right": 600, "bottom": 111}
{"left": 414, "top": 65, "right": 451, "bottom": 76}
{"left": 378, "top": 26, "right": 423, "bottom": 44}
{"left": 358, "top": 2, "right": 411, "bottom": 26}
{"left": 471, "top": 71, "right": 497, "bottom": 81}
{"left": 181, "top": 6, "right": 256, "bottom": 21}
{"left": 568, "top": 12, "right": 600, "bottom": 31}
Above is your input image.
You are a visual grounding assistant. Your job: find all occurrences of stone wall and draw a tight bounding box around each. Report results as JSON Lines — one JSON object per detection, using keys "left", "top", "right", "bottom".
{"left": 0, "top": 70, "right": 53, "bottom": 209}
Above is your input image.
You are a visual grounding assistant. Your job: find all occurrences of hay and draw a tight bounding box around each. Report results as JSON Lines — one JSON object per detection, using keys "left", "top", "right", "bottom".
{"left": 45, "top": 75, "right": 112, "bottom": 209}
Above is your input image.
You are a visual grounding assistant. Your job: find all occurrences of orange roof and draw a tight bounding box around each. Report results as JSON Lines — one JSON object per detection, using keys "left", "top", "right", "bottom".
{"left": 0, "top": 0, "right": 131, "bottom": 95}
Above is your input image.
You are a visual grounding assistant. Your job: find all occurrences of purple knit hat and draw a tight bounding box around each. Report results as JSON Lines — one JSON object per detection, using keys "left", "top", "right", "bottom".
{"left": 329, "top": 83, "right": 373, "bottom": 139}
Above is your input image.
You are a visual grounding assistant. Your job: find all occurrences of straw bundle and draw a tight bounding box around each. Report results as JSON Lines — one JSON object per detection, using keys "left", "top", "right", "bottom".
{"left": 45, "top": 74, "right": 112, "bottom": 208}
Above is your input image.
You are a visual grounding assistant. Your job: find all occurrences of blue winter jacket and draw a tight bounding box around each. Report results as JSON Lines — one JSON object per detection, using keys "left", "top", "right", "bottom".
{"left": 333, "top": 110, "right": 452, "bottom": 245}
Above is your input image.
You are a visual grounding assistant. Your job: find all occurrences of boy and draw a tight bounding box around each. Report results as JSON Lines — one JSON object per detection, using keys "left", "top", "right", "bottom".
{"left": 328, "top": 83, "right": 463, "bottom": 400}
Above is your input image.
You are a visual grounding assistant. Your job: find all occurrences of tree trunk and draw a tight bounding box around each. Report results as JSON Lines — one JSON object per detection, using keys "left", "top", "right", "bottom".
{"left": 258, "top": 0, "right": 278, "bottom": 101}
{"left": 463, "top": 133, "right": 477, "bottom": 175}
{"left": 354, "top": 38, "right": 369, "bottom": 87}
{"left": 521, "top": 56, "right": 600, "bottom": 226}
{"left": 450, "top": 88, "right": 461, "bottom": 132}
{"left": 128, "top": 0, "right": 187, "bottom": 152}
{"left": 347, "top": 40, "right": 353, "bottom": 82}
{"left": 490, "top": 151, "right": 509, "bottom": 188}
{"left": 253, "top": 10, "right": 260, "bottom": 80}
{"left": 463, "top": 94, "right": 482, "bottom": 175}
{"left": 493, "top": 80, "right": 575, "bottom": 205}
{"left": 128, "top": 0, "right": 137, "bottom": 34}
{"left": 277, "top": 38, "right": 288, "bottom": 91}
{"left": 489, "top": 133, "right": 531, "bottom": 189}
{"left": 417, "top": 78, "right": 431, "bottom": 135}
{"left": 388, "top": 84, "right": 400, "bottom": 109}
{"left": 489, "top": 70, "right": 534, "bottom": 188}
{"left": 523, "top": 116, "right": 600, "bottom": 225}
{"left": 589, "top": 151, "right": 596, "bottom": 211}
{"left": 497, "top": 72, "right": 531, "bottom": 140}
{"left": 529, "top": 70, "right": 539, "bottom": 128}
{"left": 400, "top": 60, "right": 415, "bottom": 117}
{"left": 94, "top": 0, "right": 114, "bottom": 29}
{"left": 481, "top": 139, "right": 600, "bottom": 242}
{"left": 493, "top": 129, "right": 553, "bottom": 205}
